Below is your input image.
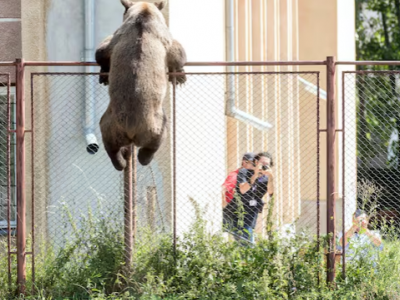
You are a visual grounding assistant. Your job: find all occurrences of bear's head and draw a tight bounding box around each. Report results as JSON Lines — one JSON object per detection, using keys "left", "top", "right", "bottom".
{"left": 121, "top": 1, "right": 166, "bottom": 22}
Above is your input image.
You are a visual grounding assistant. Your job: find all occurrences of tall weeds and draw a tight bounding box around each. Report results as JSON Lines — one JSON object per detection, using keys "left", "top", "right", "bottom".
{"left": 1, "top": 192, "right": 400, "bottom": 299}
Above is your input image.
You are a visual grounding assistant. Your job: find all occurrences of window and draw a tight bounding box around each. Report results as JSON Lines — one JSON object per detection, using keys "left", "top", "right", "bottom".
{"left": 0, "top": 87, "right": 16, "bottom": 230}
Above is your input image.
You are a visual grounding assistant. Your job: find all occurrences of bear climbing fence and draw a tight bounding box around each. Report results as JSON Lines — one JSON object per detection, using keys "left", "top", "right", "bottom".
{"left": 1, "top": 58, "right": 400, "bottom": 295}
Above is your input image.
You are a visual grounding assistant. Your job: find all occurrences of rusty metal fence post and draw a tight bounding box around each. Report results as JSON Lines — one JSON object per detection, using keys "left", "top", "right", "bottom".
{"left": 124, "top": 145, "right": 133, "bottom": 270}
{"left": 15, "top": 58, "right": 27, "bottom": 294}
{"left": 132, "top": 146, "right": 137, "bottom": 250}
{"left": 172, "top": 72, "right": 177, "bottom": 254}
{"left": 5, "top": 72, "right": 12, "bottom": 289}
{"left": 326, "top": 56, "right": 336, "bottom": 284}
{"left": 341, "top": 70, "right": 346, "bottom": 279}
{"left": 316, "top": 71, "right": 321, "bottom": 286}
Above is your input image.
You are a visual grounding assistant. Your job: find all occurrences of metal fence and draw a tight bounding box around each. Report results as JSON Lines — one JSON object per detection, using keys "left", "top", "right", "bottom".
{"left": 2, "top": 58, "right": 400, "bottom": 294}
{"left": 172, "top": 71, "right": 320, "bottom": 239}
{"left": 343, "top": 70, "right": 400, "bottom": 226}
{"left": 341, "top": 68, "right": 400, "bottom": 276}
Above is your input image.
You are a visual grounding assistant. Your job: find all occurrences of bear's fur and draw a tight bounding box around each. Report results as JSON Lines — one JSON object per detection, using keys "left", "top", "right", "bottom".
{"left": 95, "top": 34, "right": 113, "bottom": 85}
{"left": 96, "top": 0, "right": 187, "bottom": 171}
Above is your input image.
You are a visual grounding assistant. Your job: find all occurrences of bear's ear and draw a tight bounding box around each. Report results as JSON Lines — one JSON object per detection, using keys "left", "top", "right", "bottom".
{"left": 121, "top": 0, "right": 133, "bottom": 9}
{"left": 154, "top": 1, "right": 166, "bottom": 10}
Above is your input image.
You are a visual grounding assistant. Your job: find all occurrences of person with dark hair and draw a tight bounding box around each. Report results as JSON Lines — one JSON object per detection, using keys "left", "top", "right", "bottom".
{"left": 226, "top": 151, "right": 274, "bottom": 244}
{"left": 222, "top": 152, "right": 256, "bottom": 231}
{"left": 222, "top": 152, "right": 256, "bottom": 207}
{"left": 337, "top": 209, "right": 383, "bottom": 264}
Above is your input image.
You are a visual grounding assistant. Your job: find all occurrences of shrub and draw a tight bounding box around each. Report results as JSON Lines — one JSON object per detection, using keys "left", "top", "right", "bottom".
{"left": 1, "top": 199, "right": 400, "bottom": 299}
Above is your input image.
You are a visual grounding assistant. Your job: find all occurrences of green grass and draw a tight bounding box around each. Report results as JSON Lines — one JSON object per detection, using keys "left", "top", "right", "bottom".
{"left": 1, "top": 201, "right": 400, "bottom": 299}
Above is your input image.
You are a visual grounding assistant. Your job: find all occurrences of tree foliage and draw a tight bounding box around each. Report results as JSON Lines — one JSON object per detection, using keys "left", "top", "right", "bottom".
{"left": 356, "top": 0, "right": 400, "bottom": 168}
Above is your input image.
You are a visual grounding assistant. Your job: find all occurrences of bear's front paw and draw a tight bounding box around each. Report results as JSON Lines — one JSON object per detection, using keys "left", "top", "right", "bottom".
{"left": 169, "top": 71, "right": 186, "bottom": 86}
{"left": 176, "top": 74, "right": 186, "bottom": 85}
{"left": 99, "top": 74, "right": 109, "bottom": 86}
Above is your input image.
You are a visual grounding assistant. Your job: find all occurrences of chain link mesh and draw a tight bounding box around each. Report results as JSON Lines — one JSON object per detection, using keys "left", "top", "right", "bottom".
{"left": 30, "top": 73, "right": 173, "bottom": 273}
{"left": 173, "top": 72, "right": 320, "bottom": 242}
{"left": 0, "top": 73, "right": 15, "bottom": 290}
{"left": 343, "top": 71, "right": 400, "bottom": 234}
{"left": 0, "top": 68, "right": 322, "bottom": 289}
{"left": 27, "top": 71, "right": 321, "bottom": 252}
{"left": 0, "top": 73, "right": 15, "bottom": 235}
{"left": 5, "top": 63, "right": 400, "bottom": 288}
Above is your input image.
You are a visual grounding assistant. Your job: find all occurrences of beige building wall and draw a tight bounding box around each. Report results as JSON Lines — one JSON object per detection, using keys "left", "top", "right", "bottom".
{"left": 0, "top": 0, "right": 49, "bottom": 238}
{"left": 0, "top": 1, "right": 21, "bottom": 230}
{"left": 0, "top": 0, "right": 22, "bottom": 81}
{"left": 229, "top": 0, "right": 312, "bottom": 235}
{"left": 227, "top": 0, "right": 356, "bottom": 236}
{"left": 298, "top": 0, "right": 357, "bottom": 234}
{"left": 21, "top": 0, "right": 50, "bottom": 246}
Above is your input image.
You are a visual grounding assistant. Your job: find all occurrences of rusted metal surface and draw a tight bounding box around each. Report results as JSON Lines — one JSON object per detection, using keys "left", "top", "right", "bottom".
{"left": 30, "top": 72, "right": 106, "bottom": 76}
{"left": 317, "top": 72, "right": 321, "bottom": 243}
{"left": 30, "top": 72, "right": 35, "bottom": 287}
{"left": 316, "top": 71, "right": 321, "bottom": 286}
{"left": 15, "top": 58, "right": 26, "bottom": 294}
{"left": 316, "top": 71, "right": 322, "bottom": 286}
{"left": 20, "top": 60, "right": 328, "bottom": 67}
{"left": 184, "top": 61, "right": 327, "bottom": 66}
{"left": 0, "top": 62, "right": 16, "bottom": 67}
{"left": 24, "top": 61, "right": 98, "bottom": 67}
{"left": 133, "top": 146, "right": 137, "bottom": 247}
{"left": 172, "top": 73, "right": 177, "bottom": 254}
{"left": 342, "top": 70, "right": 400, "bottom": 75}
{"left": 124, "top": 146, "right": 133, "bottom": 270}
{"left": 337, "top": 61, "right": 400, "bottom": 65}
{"left": 341, "top": 71, "right": 346, "bottom": 278}
{"left": 168, "top": 71, "right": 324, "bottom": 76}
{"left": 3, "top": 60, "right": 330, "bottom": 68}
{"left": 4, "top": 72, "right": 12, "bottom": 288}
{"left": 326, "top": 56, "right": 337, "bottom": 284}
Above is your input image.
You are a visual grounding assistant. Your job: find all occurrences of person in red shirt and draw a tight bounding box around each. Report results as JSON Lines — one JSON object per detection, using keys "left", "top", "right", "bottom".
{"left": 222, "top": 152, "right": 256, "bottom": 231}
{"left": 233, "top": 152, "right": 274, "bottom": 244}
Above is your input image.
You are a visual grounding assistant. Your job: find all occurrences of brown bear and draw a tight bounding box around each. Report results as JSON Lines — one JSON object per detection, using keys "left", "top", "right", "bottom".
{"left": 95, "top": 0, "right": 187, "bottom": 171}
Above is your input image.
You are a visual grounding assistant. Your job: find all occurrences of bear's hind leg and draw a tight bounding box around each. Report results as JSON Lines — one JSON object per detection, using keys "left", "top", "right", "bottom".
{"left": 105, "top": 145, "right": 129, "bottom": 171}
{"left": 138, "top": 145, "right": 159, "bottom": 166}
{"left": 100, "top": 110, "right": 131, "bottom": 171}
{"left": 137, "top": 115, "right": 167, "bottom": 166}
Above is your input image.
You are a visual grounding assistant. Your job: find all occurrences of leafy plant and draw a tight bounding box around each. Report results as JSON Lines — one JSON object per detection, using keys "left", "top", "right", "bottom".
{"left": 1, "top": 198, "right": 400, "bottom": 299}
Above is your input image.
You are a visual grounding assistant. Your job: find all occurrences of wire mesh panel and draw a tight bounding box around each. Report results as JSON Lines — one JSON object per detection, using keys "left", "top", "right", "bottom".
{"left": 29, "top": 73, "right": 173, "bottom": 287}
{"left": 0, "top": 73, "right": 14, "bottom": 288}
{"left": 30, "top": 73, "right": 121, "bottom": 247}
{"left": 0, "top": 74, "right": 14, "bottom": 233}
{"left": 343, "top": 71, "right": 400, "bottom": 235}
{"left": 172, "top": 72, "right": 320, "bottom": 243}
{"left": 23, "top": 69, "right": 321, "bottom": 290}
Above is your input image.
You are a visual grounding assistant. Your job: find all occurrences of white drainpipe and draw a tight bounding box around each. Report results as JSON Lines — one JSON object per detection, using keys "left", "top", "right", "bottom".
{"left": 298, "top": 76, "right": 327, "bottom": 100}
{"left": 84, "top": 0, "right": 99, "bottom": 154}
